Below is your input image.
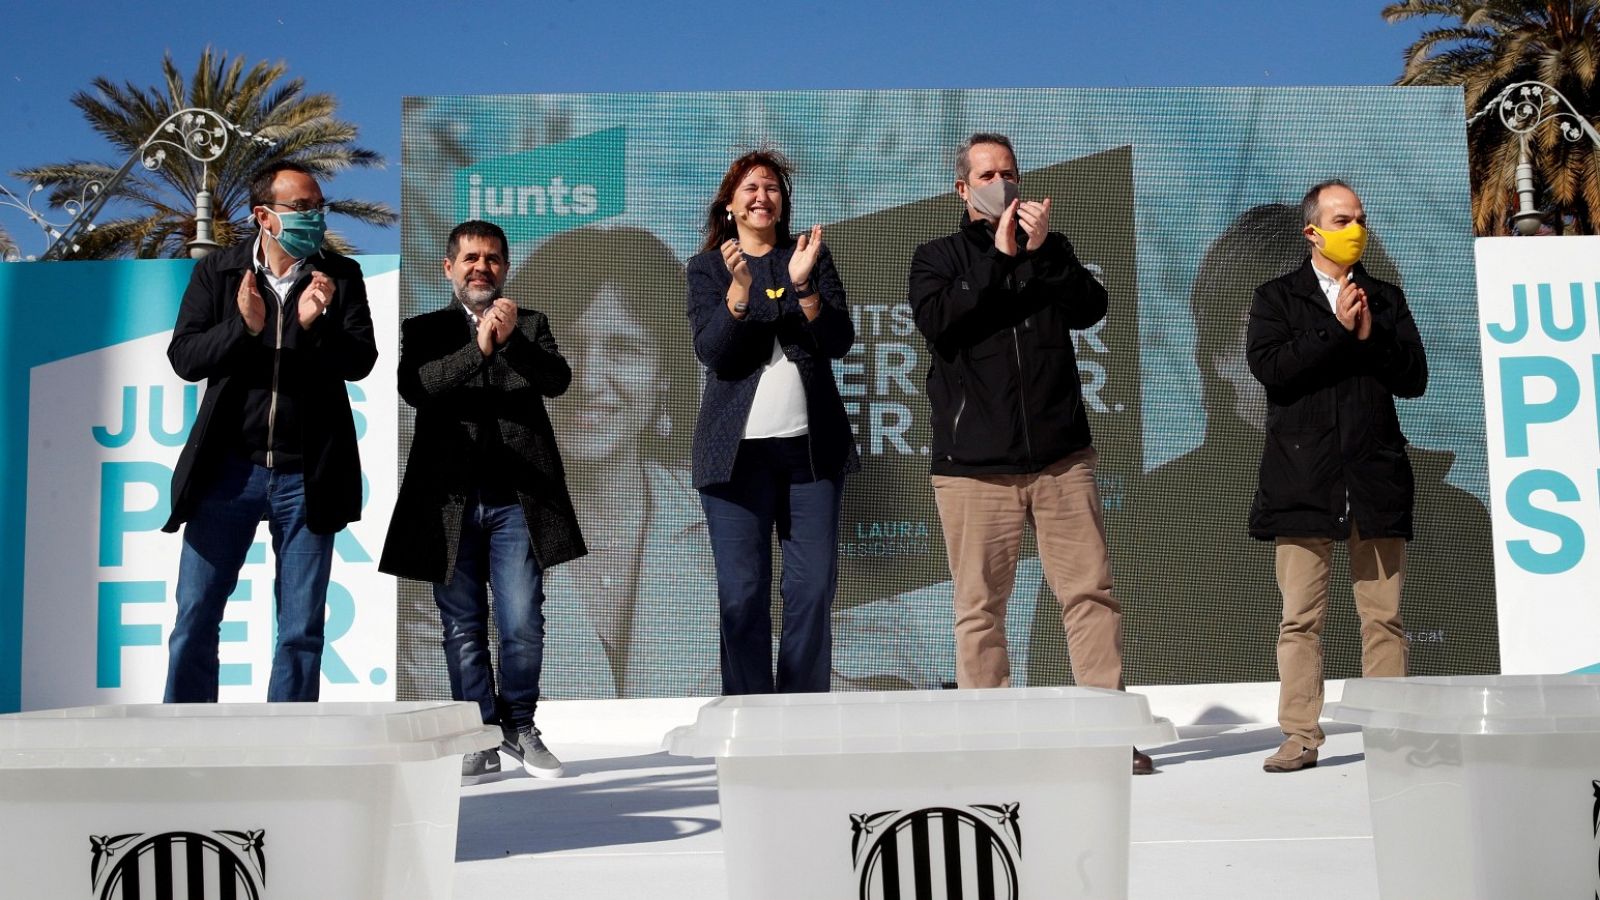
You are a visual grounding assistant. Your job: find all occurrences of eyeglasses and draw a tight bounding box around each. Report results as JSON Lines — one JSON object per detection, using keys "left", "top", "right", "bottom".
{"left": 263, "top": 200, "right": 331, "bottom": 214}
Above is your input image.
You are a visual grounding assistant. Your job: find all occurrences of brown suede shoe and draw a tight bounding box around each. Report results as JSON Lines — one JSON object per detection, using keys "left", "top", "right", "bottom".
{"left": 1263, "top": 738, "right": 1318, "bottom": 773}
{"left": 1132, "top": 748, "right": 1155, "bottom": 775}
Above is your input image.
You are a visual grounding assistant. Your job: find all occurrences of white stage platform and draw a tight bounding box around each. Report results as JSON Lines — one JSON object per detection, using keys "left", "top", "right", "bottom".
{"left": 453, "top": 681, "right": 1379, "bottom": 899}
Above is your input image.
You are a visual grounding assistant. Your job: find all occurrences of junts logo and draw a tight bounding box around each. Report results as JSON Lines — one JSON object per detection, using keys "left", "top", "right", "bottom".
{"left": 851, "top": 803, "right": 1021, "bottom": 900}
{"left": 90, "top": 829, "right": 266, "bottom": 900}
{"left": 453, "top": 127, "right": 624, "bottom": 245}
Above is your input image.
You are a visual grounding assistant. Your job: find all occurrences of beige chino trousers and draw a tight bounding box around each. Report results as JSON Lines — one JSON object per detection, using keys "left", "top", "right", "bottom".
{"left": 932, "top": 447, "right": 1124, "bottom": 690}
{"left": 1274, "top": 522, "right": 1407, "bottom": 746}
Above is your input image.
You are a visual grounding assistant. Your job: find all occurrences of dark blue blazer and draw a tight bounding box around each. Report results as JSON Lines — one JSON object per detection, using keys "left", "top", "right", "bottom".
{"left": 685, "top": 241, "right": 859, "bottom": 489}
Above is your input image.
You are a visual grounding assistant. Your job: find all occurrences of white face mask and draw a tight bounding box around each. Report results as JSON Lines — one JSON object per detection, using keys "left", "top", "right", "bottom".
{"left": 966, "top": 178, "right": 1018, "bottom": 221}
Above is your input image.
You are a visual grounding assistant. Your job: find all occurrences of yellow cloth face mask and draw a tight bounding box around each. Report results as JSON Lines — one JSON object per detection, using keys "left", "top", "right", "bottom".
{"left": 1309, "top": 222, "right": 1367, "bottom": 266}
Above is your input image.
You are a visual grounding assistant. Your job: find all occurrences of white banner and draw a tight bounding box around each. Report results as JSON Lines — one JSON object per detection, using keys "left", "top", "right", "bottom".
{"left": 19, "top": 267, "right": 399, "bottom": 708}
{"left": 1476, "top": 236, "right": 1600, "bottom": 674}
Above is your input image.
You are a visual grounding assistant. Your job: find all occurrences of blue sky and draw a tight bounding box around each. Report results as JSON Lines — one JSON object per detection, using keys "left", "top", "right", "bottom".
{"left": 0, "top": 0, "right": 1443, "bottom": 257}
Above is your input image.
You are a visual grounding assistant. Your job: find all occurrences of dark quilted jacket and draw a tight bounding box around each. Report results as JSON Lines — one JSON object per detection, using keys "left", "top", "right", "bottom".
{"left": 685, "top": 242, "right": 859, "bottom": 489}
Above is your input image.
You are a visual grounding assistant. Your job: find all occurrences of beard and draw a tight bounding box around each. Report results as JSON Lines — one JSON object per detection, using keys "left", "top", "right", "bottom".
{"left": 456, "top": 280, "right": 498, "bottom": 312}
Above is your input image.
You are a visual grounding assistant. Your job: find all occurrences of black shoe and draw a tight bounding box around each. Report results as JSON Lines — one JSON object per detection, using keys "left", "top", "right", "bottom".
{"left": 1132, "top": 748, "right": 1155, "bottom": 775}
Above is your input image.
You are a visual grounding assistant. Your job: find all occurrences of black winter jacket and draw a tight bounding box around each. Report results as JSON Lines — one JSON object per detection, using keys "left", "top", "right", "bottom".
{"left": 164, "top": 240, "right": 376, "bottom": 535}
{"left": 908, "top": 213, "right": 1108, "bottom": 476}
{"left": 1246, "top": 259, "right": 1428, "bottom": 540}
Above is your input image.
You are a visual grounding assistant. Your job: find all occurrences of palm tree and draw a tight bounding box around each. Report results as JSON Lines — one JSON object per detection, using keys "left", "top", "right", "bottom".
{"left": 12, "top": 48, "right": 395, "bottom": 258}
{"left": 1383, "top": 1, "right": 1600, "bottom": 234}
{"left": 0, "top": 224, "right": 17, "bottom": 262}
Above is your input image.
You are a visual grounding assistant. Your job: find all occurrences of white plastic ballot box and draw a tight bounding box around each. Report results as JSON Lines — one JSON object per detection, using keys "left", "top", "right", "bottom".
{"left": 0, "top": 700, "right": 497, "bottom": 899}
{"left": 1332, "top": 675, "right": 1600, "bottom": 899}
{"left": 666, "top": 686, "right": 1175, "bottom": 899}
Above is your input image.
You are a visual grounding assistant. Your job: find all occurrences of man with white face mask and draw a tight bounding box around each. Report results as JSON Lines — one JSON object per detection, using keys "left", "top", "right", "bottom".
{"left": 163, "top": 161, "right": 377, "bottom": 704}
{"left": 908, "top": 133, "right": 1152, "bottom": 775}
{"left": 1247, "top": 179, "right": 1429, "bottom": 772}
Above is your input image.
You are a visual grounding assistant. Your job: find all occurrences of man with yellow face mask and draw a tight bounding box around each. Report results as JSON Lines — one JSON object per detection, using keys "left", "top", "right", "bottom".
{"left": 1245, "top": 179, "right": 1429, "bottom": 773}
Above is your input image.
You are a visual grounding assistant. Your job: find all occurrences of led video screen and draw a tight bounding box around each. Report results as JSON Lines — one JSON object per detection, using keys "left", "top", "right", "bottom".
{"left": 397, "top": 87, "right": 1493, "bottom": 697}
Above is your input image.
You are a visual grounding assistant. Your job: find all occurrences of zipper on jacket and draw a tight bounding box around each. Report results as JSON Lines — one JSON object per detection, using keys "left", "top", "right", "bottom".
{"left": 950, "top": 389, "right": 967, "bottom": 457}
{"left": 265, "top": 279, "right": 285, "bottom": 469}
{"left": 1011, "top": 326, "right": 1034, "bottom": 464}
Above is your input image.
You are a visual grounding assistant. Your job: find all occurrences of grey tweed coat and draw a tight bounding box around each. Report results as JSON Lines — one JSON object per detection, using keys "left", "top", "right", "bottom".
{"left": 379, "top": 303, "right": 587, "bottom": 584}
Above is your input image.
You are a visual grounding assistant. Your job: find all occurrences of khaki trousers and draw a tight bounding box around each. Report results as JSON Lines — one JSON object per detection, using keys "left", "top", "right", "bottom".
{"left": 1275, "top": 523, "right": 1407, "bottom": 746}
{"left": 932, "top": 447, "right": 1123, "bottom": 690}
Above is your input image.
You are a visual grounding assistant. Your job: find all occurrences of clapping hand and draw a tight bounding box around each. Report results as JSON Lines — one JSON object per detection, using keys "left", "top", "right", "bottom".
{"left": 297, "top": 271, "right": 335, "bottom": 329}
{"left": 477, "top": 298, "right": 517, "bottom": 356}
{"left": 490, "top": 297, "right": 517, "bottom": 344}
{"left": 1017, "top": 198, "right": 1051, "bottom": 252}
{"left": 1335, "top": 275, "right": 1371, "bottom": 340}
{"left": 788, "top": 224, "right": 824, "bottom": 287}
{"left": 995, "top": 200, "right": 1020, "bottom": 256}
{"left": 721, "top": 239, "right": 752, "bottom": 288}
{"left": 237, "top": 270, "right": 266, "bottom": 335}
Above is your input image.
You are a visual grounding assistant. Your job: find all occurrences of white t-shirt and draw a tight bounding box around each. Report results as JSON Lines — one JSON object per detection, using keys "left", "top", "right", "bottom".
{"left": 742, "top": 337, "right": 809, "bottom": 439}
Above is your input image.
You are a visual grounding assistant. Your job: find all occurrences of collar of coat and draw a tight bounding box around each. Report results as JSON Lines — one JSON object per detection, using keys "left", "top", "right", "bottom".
{"left": 958, "top": 210, "right": 996, "bottom": 242}
{"left": 1286, "top": 256, "right": 1379, "bottom": 313}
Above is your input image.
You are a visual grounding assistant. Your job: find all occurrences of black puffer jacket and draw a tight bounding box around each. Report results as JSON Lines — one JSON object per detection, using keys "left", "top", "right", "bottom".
{"left": 908, "top": 213, "right": 1108, "bottom": 475}
{"left": 1246, "top": 259, "right": 1428, "bottom": 540}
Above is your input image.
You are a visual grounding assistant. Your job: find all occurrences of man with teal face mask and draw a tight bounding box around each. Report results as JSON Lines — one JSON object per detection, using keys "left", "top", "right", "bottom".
{"left": 162, "top": 161, "right": 378, "bottom": 704}
{"left": 1246, "top": 179, "right": 1429, "bottom": 772}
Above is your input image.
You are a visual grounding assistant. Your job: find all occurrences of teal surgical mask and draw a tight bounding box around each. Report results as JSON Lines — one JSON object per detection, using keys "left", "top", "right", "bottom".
{"left": 266, "top": 209, "right": 326, "bottom": 259}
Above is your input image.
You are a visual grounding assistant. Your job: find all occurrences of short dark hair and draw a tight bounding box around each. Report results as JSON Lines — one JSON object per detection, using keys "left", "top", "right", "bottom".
{"left": 1301, "top": 179, "right": 1354, "bottom": 227}
{"left": 1191, "top": 202, "right": 1401, "bottom": 430}
{"left": 700, "top": 148, "right": 795, "bottom": 254}
{"left": 446, "top": 220, "right": 509, "bottom": 262}
{"left": 248, "top": 161, "right": 318, "bottom": 209}
{"left": 956, "top": 133, "right": 1018, "bottom": 182}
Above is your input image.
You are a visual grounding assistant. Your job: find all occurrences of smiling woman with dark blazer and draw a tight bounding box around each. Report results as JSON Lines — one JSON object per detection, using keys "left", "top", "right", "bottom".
{"left": 685, "top": 148, "right": 858, "bottom": 695}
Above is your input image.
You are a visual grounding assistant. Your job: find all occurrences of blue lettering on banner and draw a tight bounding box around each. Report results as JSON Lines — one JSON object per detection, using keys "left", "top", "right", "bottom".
{"left": 219, "top": 582, "right": 252, "bottom": 687}
{"left": 347, "top": 382, "right": 367, "bottom": 440}
{"left": 1498, "top": 356, "right": 1580, "bottom": 458}
{"left": 320, "top": 582, "right": 358, "bottom": 684}
{"left": 1485, "top": 282, "right": 1600, "bottom": 343}
{"left": 86, "top": 374, "right": 379, "bottom": 693}
{"left": 96, "top": 581, "right": 166, "bottom": 688}
{"left": 1503, "top": 469, "right": 1585, "bottom": 575}
{"left": 1490, "top": 282, "right": 1600, "bottom": 578}
{"left": 92, "top": 385, "right": 197, "bottom": 448}
{"left": 98, "top": 461, "right": 172, "bottom": 567}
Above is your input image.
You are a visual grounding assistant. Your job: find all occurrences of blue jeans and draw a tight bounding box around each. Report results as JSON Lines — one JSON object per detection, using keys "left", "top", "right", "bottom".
{"left": 700, "top": 437, "right": 842, "bottom": 695}
{"left": 166, "top": 456, "right": 334, "bottom": 703}
{"left": 433, "top": 497, "right": 546, "bottom": 731}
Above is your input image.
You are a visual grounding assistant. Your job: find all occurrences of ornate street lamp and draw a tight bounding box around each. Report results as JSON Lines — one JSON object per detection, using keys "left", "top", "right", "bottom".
{"left": 1471, "top": 80, "right": 1600, "bottom": 236}
{"left": 0, "top": 107, "right": 273, "bottom": 260}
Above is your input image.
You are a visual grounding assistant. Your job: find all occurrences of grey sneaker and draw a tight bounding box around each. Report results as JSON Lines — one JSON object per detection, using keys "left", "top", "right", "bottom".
{"left": 501, "top": 725, "right": 564, "bottom": 778}
{"left": 461, "top": 748, "right": 502, "bottom": 785}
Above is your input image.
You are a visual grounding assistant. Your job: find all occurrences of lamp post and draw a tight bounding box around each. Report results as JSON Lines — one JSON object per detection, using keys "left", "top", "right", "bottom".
{"left": 0, "top": 180, "right": 102, "bottom": 261}
{"left": 0, "top": 107, "right": 273, "bottom": 261}
{"left": 1471, "top": 80, "right": 1600, "bottom": 236}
